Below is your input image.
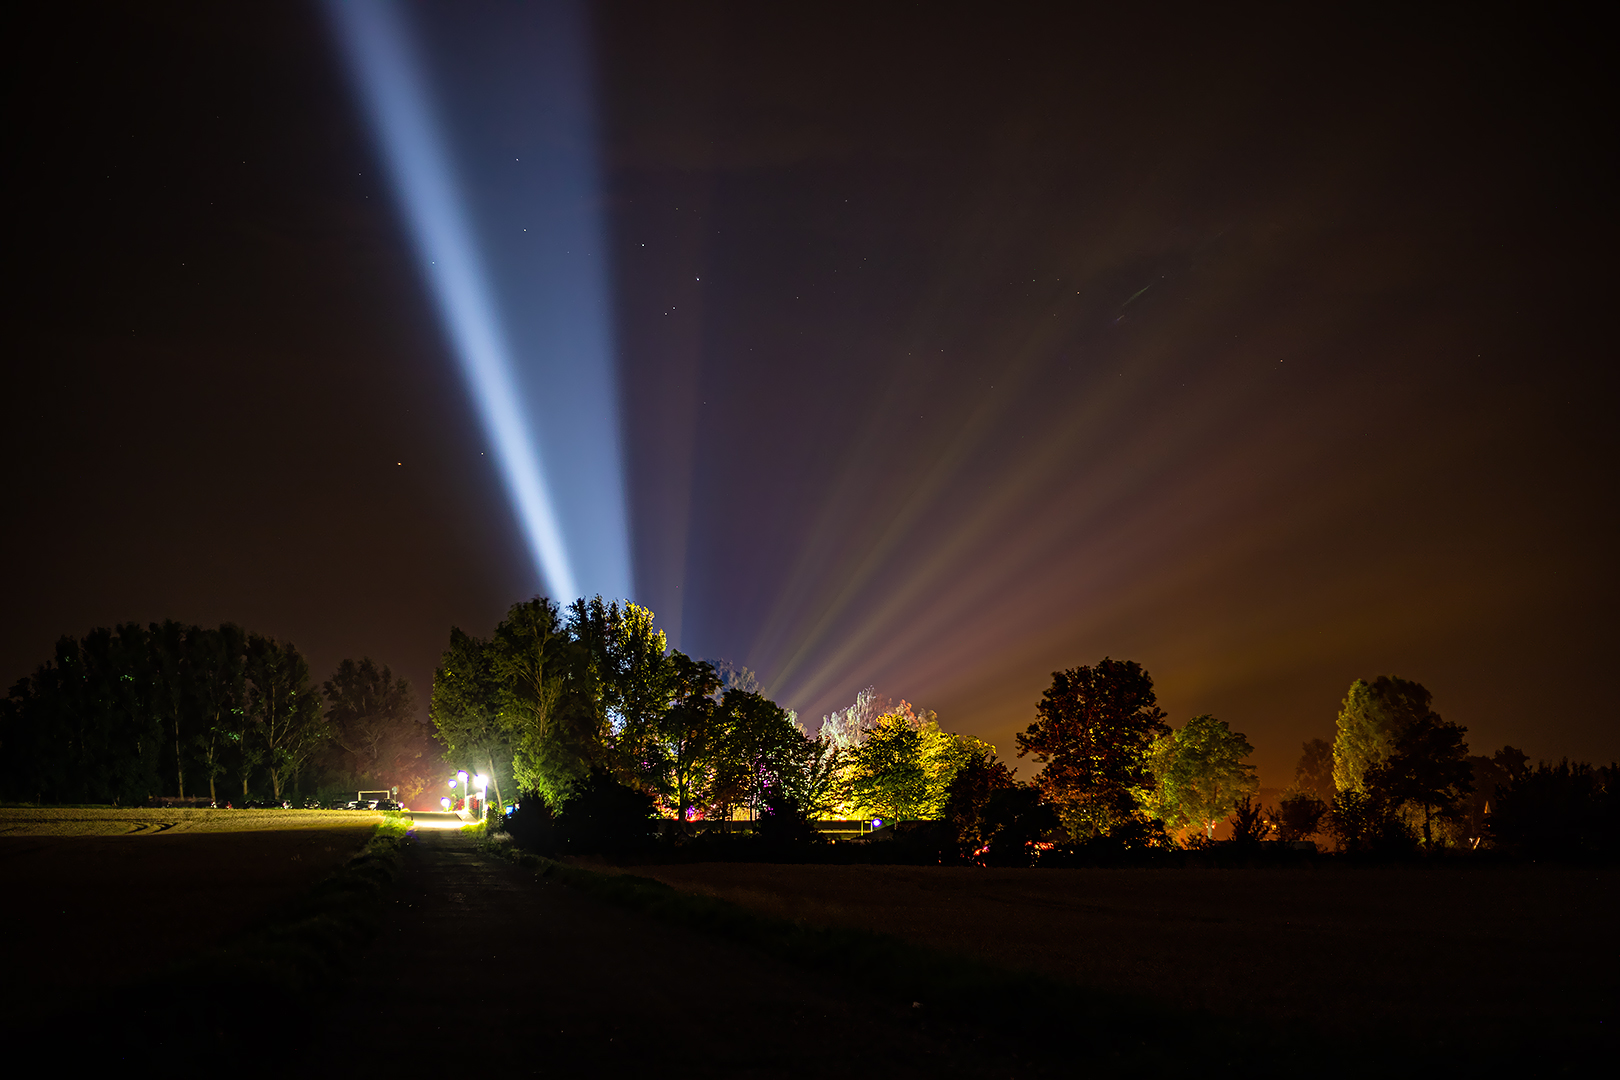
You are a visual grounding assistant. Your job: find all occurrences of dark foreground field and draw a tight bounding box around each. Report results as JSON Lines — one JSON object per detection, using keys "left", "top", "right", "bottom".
{"left": 8, "top": 812, "right": 1614, "bottom": 1073}
{"left": 322, "top": 830, "right": 1024, "bottom": 1078}
{"left": 630, "top": 861, "right": 1619, "bottom": 1055}
{"left": 0, "top": 808, "right": 378, "bottom": 1027}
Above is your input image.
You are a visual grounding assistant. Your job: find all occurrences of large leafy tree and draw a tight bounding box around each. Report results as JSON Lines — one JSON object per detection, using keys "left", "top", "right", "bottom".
{"left": 943, "top": 745, "right": 1019, "bottom": 853}
{"left": 429, "top": 628, "right": 512, "bottom": 808}
{"left": 1149, "top": 714, "right": 1258, "bottom": 838}
{"left": 850, "top": 711, "right": 928, "bottom": 820}
{"left": 1016, "top": 658, "right": 1169, "bottom": 839}
{"left": 1364, "top": 709, "right": 1472, "bottom": 847}
{"left": 655, "top": 653, "right": 724, "bottom": 821}
{"left": 84, "top": 624, "right": 162, "bottom": 804}
{"left": 243, "top": 634, "right": 326, "bottom": 800}
{"left": 713, "top": 689, "right": 804, "bottom": 820}
{"left": 147, "top": 620, "right": 194, "bottom": 800}
{"left": 492, "top": 598, "right": 590, "bottom": 806}
{"left": 1330, "top": 675, "right": 1473, "bottom": 849}
{"left": 187, "top": 624, "right": 247, "bottom": 804}
{"left": 1333, "top": 676, "right": 1435, "bottom": 794}
{"left": 596, "top": 600, "right": 677, "bottom": 788}
{"left": 848, "top": 702, "right": 978, "bottom": 821}
{"left": 774, "top": 731, "right": 845, "bottom": 819}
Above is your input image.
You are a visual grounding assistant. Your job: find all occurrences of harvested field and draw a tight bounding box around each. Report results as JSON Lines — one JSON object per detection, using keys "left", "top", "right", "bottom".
{"left": 0, "top": 806, "right": 383, "bottom": 836}
{"left": 633, "top": 862, "right": 1619, "bottom": 1050}
{"left": 0, "top": 808, "right": 382, "bottom": 1026}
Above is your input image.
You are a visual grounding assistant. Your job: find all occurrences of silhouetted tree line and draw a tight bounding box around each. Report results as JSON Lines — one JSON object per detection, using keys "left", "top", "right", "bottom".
{"left": 10, "top": 609, "right": 1610, "bottom": 863}
{"left": 1480, "top": 756, "right": 1620, "bottom": 858}
{"left": 995, "top": 662, "right": 1618, "bottom": 862}
{"left": 0, "top": 621, "right": 437, "bottom": 806}
{"left": 1269, "top": 678, "right": 1620, "bottom": 859}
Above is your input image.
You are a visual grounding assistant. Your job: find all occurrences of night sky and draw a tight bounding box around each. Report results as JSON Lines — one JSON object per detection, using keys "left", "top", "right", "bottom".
{"left": 8, "top": 2, "right": 1614, "bottom": 786}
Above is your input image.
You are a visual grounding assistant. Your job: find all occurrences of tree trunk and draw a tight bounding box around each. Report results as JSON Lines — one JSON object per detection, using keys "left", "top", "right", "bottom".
{"left": 203, "top": 721, "right": 218, "bottom": 804}
{"left": 174, "top": 714, "right": 185, "bottom": 799}
{"left": 486, "top": 749, "right": 504, "bottom": 811}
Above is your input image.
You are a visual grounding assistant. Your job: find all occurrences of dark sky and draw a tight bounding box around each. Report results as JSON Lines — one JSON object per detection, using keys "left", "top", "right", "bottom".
{"left": 8, "top": 2, "right": 1615, "bottom": 787}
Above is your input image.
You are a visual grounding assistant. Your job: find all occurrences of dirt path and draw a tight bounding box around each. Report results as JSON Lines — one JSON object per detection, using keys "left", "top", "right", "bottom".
{"left": 324, "top": 829, "right": 1021, "bottom": 1077}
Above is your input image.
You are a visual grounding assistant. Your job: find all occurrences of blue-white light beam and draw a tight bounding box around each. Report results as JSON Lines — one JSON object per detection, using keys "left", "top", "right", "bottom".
{"left": 327, "top": 0, "right": 629, "bottom": 602}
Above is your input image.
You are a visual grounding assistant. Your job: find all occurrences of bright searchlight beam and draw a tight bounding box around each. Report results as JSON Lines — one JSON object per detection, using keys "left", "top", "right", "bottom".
{"left": 325, "top": 0, "right": 632, "bottom": 602}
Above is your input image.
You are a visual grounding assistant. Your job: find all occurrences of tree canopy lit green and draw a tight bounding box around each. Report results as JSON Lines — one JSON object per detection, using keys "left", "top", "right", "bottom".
{"left": 1147, "top": 714, "right": 1259, "bottom": 838}
{"left": 430, "top": 596, "right": 845, "bottom": 822}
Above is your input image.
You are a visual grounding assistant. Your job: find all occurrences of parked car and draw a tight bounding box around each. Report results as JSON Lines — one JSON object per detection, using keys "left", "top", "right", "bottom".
{"left": 376, "top": 800, "right": 403, "bottom": 811}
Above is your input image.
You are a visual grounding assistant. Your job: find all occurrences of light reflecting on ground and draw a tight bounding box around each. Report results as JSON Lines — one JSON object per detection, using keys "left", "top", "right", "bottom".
{"left": 409, "top": 811, "right": 477, "bottom": 831}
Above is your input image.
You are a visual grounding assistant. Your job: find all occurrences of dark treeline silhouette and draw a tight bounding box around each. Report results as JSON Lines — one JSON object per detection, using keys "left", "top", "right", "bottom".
{"left": 1474, "top": 755, "right": 1620, "bottom": 859}
{"left": 0, "top": 621, "right": 436, "bottom": 806}
{"left": 1276, "top": 678, "right": 1620, "bottom": 860}
{"left": 7, "top": 605, "right": 1612, "bottom": 862}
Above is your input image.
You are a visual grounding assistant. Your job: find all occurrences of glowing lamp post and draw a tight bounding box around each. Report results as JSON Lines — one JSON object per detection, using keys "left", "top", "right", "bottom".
{"left": 457, "top": 771, "right": 469, "bottom": 816}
